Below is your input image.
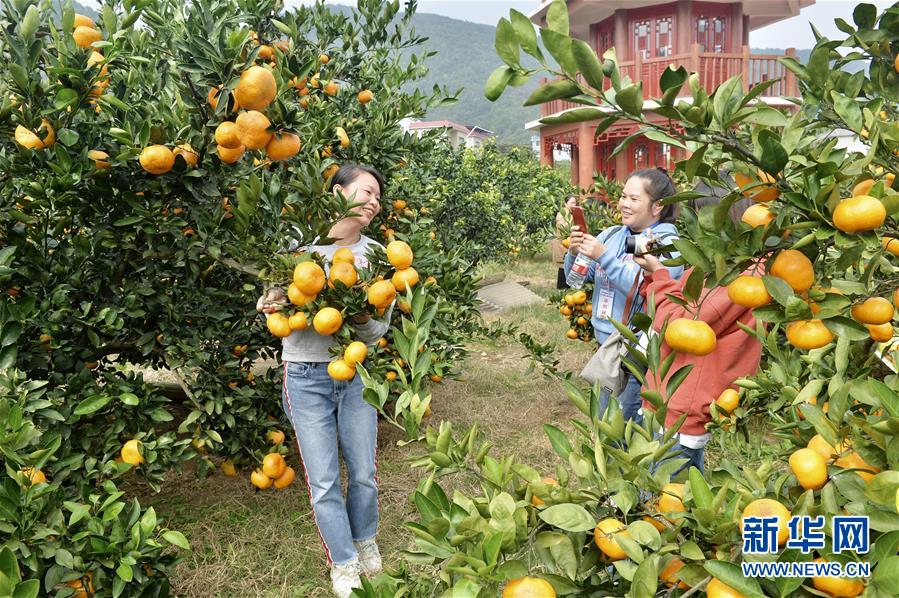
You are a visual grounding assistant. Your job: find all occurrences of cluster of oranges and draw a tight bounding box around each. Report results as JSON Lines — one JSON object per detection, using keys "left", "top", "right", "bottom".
{"left": 264, "top": 240, "right": 421, "bottom": 382}
{"left": 558, "top": 289, "right": 593, "bottom": 342}
{"left": 249, "top": 451, "right": 295, "bottom": 491}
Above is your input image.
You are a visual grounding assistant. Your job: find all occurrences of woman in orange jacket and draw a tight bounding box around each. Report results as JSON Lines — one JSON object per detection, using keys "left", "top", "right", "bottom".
{"left": 634, "top": 193, "right": 761, "bottom": 473}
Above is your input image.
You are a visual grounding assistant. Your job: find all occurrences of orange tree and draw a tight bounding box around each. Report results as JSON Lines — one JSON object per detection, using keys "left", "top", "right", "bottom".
{"left": 358, "top": 1, "right": 899, "bottom": 596}
{"left": 0, "top": 0, "right": 480, "bottom": 593}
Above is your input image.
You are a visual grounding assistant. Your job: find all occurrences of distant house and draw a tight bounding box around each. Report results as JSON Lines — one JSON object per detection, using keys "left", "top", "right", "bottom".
{"left": 402, "top": 119, "right": 494, "bottom": 149}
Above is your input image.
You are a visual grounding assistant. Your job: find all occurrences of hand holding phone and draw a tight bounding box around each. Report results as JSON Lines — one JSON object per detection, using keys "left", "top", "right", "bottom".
{"left": 569, "top": 205, "right": 589, "bottom": 236}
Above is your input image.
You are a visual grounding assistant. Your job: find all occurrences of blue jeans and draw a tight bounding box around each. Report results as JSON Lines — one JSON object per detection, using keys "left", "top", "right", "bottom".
{"left": 670, "top": 439, "right": 705, "bottom": 474}
{"left": 598, "top": 369, "right": 644, "bottom": 425}
{"left": 281, "top": 362, "right": 379, "bottom": 566}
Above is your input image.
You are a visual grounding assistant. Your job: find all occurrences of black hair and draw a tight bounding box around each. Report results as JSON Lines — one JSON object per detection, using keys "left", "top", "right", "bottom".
{"left": 330, "top": 163, "right": 385, "bottom": 198}
{"left": 626, "top": 167, "right": 679, "bottom": 223}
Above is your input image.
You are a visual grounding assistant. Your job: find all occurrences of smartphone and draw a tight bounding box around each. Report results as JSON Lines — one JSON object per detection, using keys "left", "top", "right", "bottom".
{"left": 569, "top": 205, "right": 589, "bottom": 235}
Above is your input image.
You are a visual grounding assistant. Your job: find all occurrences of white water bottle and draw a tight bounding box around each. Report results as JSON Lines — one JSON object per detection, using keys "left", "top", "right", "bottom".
{"left": 566, "top": 253, "right": 592, "bottom": 289}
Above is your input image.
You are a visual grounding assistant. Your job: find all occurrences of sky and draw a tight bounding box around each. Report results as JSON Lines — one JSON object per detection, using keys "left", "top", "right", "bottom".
{"left": 286, "top": 0, "right": 897, "bottom": 50}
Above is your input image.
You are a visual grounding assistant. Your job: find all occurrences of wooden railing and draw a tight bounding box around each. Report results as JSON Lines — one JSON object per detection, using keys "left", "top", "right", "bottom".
{"left": 539, "top": 44, "right": 797, "bottom": 118}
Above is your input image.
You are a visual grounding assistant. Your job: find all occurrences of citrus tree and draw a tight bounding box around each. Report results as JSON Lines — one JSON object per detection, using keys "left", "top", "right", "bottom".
{"left": 0, "top": 0, "right": 482, "bottom": 592}
{"left": 358, "top": 1, "right": 899, "bottom": 596}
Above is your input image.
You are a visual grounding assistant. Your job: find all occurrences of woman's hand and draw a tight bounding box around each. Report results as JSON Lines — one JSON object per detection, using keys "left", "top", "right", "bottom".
{"left": 634, "top": 254, "right": 663, "bottom": 273}
{"left": 256, "top": 288, "right": 287, "bottom": 314}
{"left": 577, "top": 234, "right": 606, "bottom": 260}
{"left": 568, "top": 225, "right": 584, "bottom": 254}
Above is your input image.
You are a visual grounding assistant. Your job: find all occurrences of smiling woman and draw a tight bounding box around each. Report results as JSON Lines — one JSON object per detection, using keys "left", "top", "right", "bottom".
{"left": 255, "top": 163, "right": 392, "bottom": 598}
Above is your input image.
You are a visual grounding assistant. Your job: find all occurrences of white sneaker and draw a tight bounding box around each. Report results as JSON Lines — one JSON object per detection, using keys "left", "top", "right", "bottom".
{"left": 330, "top": 559, "right": 362, "bottom": 598}
{"left": 354, "top": 538, "right": 383, "bottom": 576}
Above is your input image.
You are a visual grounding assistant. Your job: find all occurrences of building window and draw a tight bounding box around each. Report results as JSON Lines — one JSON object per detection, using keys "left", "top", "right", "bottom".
{"left": 634, "top": 19, "right": 651, "bottom": 59}
{"left": 696, "top": 15, "right": 727, "bottom": 52}
{"left": 656, "top": 17, "right": 672, "bottom": 57}
{"left": 633, "top": 143, "right": 648, "bottom": 169}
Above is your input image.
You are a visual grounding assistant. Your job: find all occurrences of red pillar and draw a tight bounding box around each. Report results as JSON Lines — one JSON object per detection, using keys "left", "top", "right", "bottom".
{"left": 570, "top": 144, "right": 580, "bottom": 186}
{"left": 540, "top": 135, "right": 554, "bottom": 168}
{"left": 578, "top": 122, "right": 596, "bottom": 191}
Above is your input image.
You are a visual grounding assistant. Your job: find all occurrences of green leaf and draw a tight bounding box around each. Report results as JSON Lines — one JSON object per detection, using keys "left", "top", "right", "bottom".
{"left": 616, "top": 83, "right": 643, "bottom": 117}
{"left": 689, "top": 467, "right": 713, "bottom": 509}
{"left": 867, "top": 471, "right": 899, "bottom": 506}
{"left": 20, "top": 4, "right": 38, "bottom": 39}
{"left": 682, "top": 268, "right": 704, "bottom": 304}
{"left": 119, "top": 392, "right": 139, "bottom": 406}
{"left": 546, "top": 0, "right": 569, "bottom": 35}
{"left": 831, "top": 91, "right": 864, "bottom": 132}
{"left": 543, "top": 424, "right": 572, "bottom": 460}
{"left": 761, "top": 275, "right": 794, "bottom": 307}
{"left": 484, "top": 66, "right": 514, "bottom": 102}
{"left": 57, "top": 128, "right": 79, "bottom": 147}
{"left": 757, "top": 130, "right": 787, "bottom": 176}
{"left": 672, "top": 239, "right": 711, "bottom": 271}
{"left": 571, "top": 39, "right": 604, "bottom": 89}
{"left": 873, "top": 555, "right": 899, "bottom": 594}
{"left": 704, "top": 560, "right": 764, "bottom": 596}
{"left": 538, "top": 503, "right": 596, "bottom": 532}
{"left": 12, "top": 580, "right": 39, "bottom": 598}
{"left": 540, "top": 29, "right": 576, "bottom": 75}
{"left": 162, "top": 530, "right": 190, "bottom": 550}
{"left": 113, "top": 215, "right": 143, "bottom": 226}
{"left": 853, "top": 4, "right": 877, "bottom": 28}
{"left": 116, "top": 562, "right": 133, "bottom": 582}
{"left": 712, "top": 75, "right": 743, "bottom": 127}
{"left": 54, "top": 89, "right": 79, "bottom": 111}
{"left": 510, "top": 10, "right": 541, "bottom": 60}
{"left": 742, "top": 107, "right": 789, "bottom": 127}
{"left": 523, "top": 79, "right": 580, "bottom": 107}
{"left": 823, "top": 316, "right": 869, "bottom": 341}
{"left": 494, "top": 18, "right": 520, "bottom": 67}
{"left": 540, "top": 107, "right": 607, "bottom": 125}
{"left": 74, "top": 394, "right": 112, "bottom": 416}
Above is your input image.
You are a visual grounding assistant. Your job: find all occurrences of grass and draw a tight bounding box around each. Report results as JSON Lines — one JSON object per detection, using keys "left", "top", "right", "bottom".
{"left": 143, "top": 254, "right": 770, "bottom": 596}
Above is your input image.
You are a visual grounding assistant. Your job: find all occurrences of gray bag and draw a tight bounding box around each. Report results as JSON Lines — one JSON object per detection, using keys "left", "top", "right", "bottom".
{"left": 579, "top": 271, "right": 642, "bottom": 395}
{"left": 580, "top": 330, "right": 629, "bottom": 395}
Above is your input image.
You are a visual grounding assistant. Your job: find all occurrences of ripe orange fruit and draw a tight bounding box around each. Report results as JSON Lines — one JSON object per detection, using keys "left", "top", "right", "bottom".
{"left": 332, "top": 247, "right": 355, "bottom": 263}
{"left": 173, "top": 143, "right": 198, "bottom": 167}
{"left": 707, "top": 578, "right": 746, "bottom": 598}
{"left": 328, "top": 359, "right": 356, "bottom": 381}
{"left": 73, "top": 25, "right": 102, "bottom": 48}
{"left": 357, "top": 89, "right": 374, "bottom": 104}
{"left": 221, "top": 460, "right": 237, "bottom": 476}
{"left": 735, "top": 169, "right": 779, "bottom": 203}
{"left": 660, "top": 557, "right": 688, "bottom": 589}
{"left": 66, "top": 572, "right": 94, "bottom": 598}
{"left": 288, "top": 312, "right": 308, "bottom": 331}
{"left": 833, "top": 195, "right": 887, "bottom": 232}
{"left": 293, "top": 262, "right": 326, "bottom": 295}
{"left": 335, "top": 126, "right": 350, "bottom": 149}
{"left": 741, "top": 203, "right": 775, "bottom": 228}
{"left": 207, "top": 86, "right": 239, "bottom": 112}
{"left": 794, "top": 395, "right": 818, "bottom": 420}
{"left": 565, "top": 328, "right": 578, "bottom": 339}
{"left": 560, "top": 305, "right": 572, "bottom": 316}
{"left": 882, "top": 236, "right": 899, "bottom": 256}
{"left": 811, "top": 558, "right": 864, "bottom": 596}
{"left": 789, "top": 448, "right": 828, "bottom": 490}
{"left": 274, "top": 466, "right": 295, "bottom": 489}
{"left": 377, "top": 337, "right": 388, "bottom": 349}
{"left": 593, "top": 518, "right": 630, "bottom": 561}
{"left": 726, "top": 275, "right": 772, "bottom": 308}
{"left": 850, "top": 297, "right": 894, "bottom": 325}
{"left": 121, "top": 439, "right": 144, "bottom": 466}
{"left": 250, "top": 469, "right": 272, "bottom": 489}
{"left": 344, "top": 341, "right": 368, "bottom": 367}
{"left": 896, "top": 53, "right": 899, "bottom": 73}
{"left": 319, "top": 53, "right": 330, "bottom": 64}
{"left": 664, "top": 318, "right": 717, "bottom": 356}
{"left": 740, "top": 498, "right": 790, "bottom": 545}
{"left": 385, "top": 371, "right": 397, "bottom": 381}
{"left": 20, "top": 467, "right": 47, "bottom": 485}
{"left": 386, "top": 240, "right": 414, "bottom": 269}
{"left": 324, "top": 81, "right": 339, "bottom": 96}
{"left": 392, "top": 268, "right": 420, "bottom": 292}
{"left": 139, "top": 145, "right": 174, "bottom": 175}
{"left": 236, "top": 110, "right": 273, "bottom": 150}
{"left": 14, "top": 119, "right": 55, "bottom": 150}
{"left": 267, "top": 430, "right": 285, "bottom": 445}
{"left": 853, "top": 173, "right": 895, "bottom": 196}
{"left": 769, "top": 249, "right": 814, "bottom": 293}
{"left": 267, "top": 312, "right": 292, "bottom": 337}
{"left": 328, "top": 261, "right": 357, "bottom": 288}
{"left": 287, "top": 283, "right": 312, "bottom": 306}
{"left": 88, "top": 149, "right": 110, "bottom": 169}
{"left": 265, "top": 131, "right": 300, "bottom": 161}
{"left": 834, "top": 451, "right": 879, "bottom": 483}
{"left": 313, "top": 307, "right": 343, "bottom": 335}
{"left": 529, "top": 477, "right": 559, "bottom": 507}
{"left": 807, "top": 434, "right": 848, "bottom": 460}
{"left": 658, "top": 482, "right": 686, "bottom": 523}
{"left": 716, "top": 389, "right": 739, "bottom": 413}
{"left": 785, "top": 319, "right": 833, "bottom": 349}
{"left": 261, "top": 452, "right": 286, "bottom": 478}
{"left": 368, "top": 280, "right": 397, "bottom": 309}
{"left": 73, "top": 13, "right": 95, "bottom": 29}
{"left": 215, "top": 121, "right": 242, "bottom": 149}
{"left": 501, "top": 576, "right": 556, "bottom": 597}
{"left": 216, "top": 144, "right": 245, "bottom": 164}
{"left": 233, "top": 65, "right": 277, "bottom": 110}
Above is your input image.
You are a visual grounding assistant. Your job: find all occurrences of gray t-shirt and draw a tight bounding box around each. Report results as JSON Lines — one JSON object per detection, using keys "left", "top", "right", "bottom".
{"left": 281, "top": 235, "right": 394, "bottom": 363}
